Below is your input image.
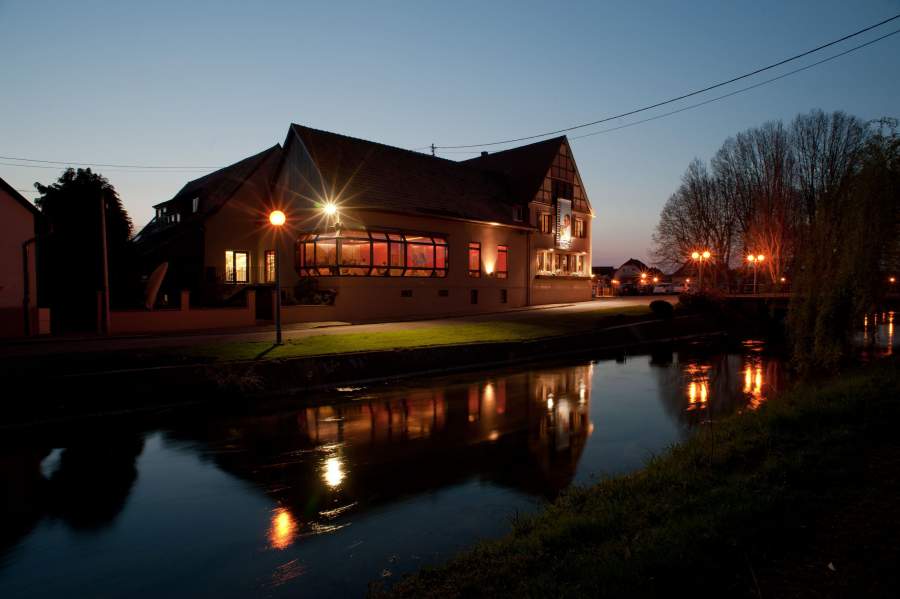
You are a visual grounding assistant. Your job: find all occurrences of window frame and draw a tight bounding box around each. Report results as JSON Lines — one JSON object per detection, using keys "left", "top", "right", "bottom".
{"left": 496, "top": 245, "right": 509, "bottom": 279}
{"left": 539, "top": 213, "right": 552, "bottom": 234}
{"left": 264, "top": 250, "right": 276, "bottom": 283}
{"left": 225, "top": 250, "right": 250, "bottom": 284}
{"left": 468, "top": 241, "right": 482, "bottom": 278}
{"left": 296, "top": 229, "right": 449, "bottom": 278}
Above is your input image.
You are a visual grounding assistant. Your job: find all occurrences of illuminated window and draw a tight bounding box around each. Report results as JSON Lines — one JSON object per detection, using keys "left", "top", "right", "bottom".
{"left": 225, "top": 250, "right": 249, "bottom": 284}
{"left": 468, "top": 242, "right": 481, "bottom": 277}
{"left": 297, "top": 230, "right": 448, "bottom": 278}
{"left": 539, "top": 213, "right": 552, "bottom": 234}
{"left": 265, "top": 250, "right": 276, "bottom": 283}
{"left": 575, "top": 218, "right": 585, "bottom": 238}
{"left": 496, "top": 245, "right": 508, "bottom": 279}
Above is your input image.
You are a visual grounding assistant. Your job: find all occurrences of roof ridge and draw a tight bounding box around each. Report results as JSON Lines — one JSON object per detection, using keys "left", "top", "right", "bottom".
{"left": 290, "top": 123, "right": 461, "bottom": 166}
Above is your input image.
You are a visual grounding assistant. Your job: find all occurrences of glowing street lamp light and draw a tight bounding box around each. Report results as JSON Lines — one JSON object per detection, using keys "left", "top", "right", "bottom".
{"left": 322, "top": 201, "right": 338, "bottom": 217}
{"left": 269, "top": 210, "right": 286, "bottom": 345}
{"left": 690, "top": 250, "right": 711, "bottom": 290}
{"left": 747, "top": 253, "right": 765, "bottom": 294}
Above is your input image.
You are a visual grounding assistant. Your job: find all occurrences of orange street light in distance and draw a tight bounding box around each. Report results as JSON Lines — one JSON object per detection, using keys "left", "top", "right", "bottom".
{"left": 702, "top": 250, "right": 711, "bottom": 260}
{"left": 691, "top": 251, "right": 700, "bottom": 260}
{"left": 269, "top": 209, "right": 286, "bottom": 226}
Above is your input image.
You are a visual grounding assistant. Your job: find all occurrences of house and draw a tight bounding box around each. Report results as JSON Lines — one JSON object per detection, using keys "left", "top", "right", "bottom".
{"left": 669, "top": 262, "right": 697, "bottom": 290}
{"left": 591, "top": 266, "right": 615, "bottom": 297}
{"left": 135, "top": 124, "right": 594, "bottom": 323}
{"left": 0, "top": 176, "right": 42, "bottom": 336}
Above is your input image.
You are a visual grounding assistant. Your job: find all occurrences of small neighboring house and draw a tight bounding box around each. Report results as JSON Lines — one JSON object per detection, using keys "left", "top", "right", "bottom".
{"left": 591, "top": 266, "right": 615, "bottom": 296}
{"left": 669, "top": 262, "right": 698, "bottom": 290}
{"left": 135, "top": 124, "right": 595, "bottom": 323}
{"left": 0, "top": 176, "right": 43, "bottom": 337}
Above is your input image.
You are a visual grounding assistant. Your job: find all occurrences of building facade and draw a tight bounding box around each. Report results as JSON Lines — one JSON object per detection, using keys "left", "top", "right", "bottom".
{"left": 135, "top": 125, "right": 594, "bottom": 323}
{"left": 0, "top": 177, "right": 40, "bottom": 337}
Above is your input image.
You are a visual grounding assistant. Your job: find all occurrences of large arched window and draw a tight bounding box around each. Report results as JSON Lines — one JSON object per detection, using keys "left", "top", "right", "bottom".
{"left": 297, "top": 230, "right": 448, "bottom": 277}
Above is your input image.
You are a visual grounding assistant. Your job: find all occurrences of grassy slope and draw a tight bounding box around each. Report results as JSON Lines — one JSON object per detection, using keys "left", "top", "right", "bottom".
{"left": 178, "top": 304, "right": 651, "bottom": 362}
{"left": 384, "top": 357, "right": 900, "bottom": 598}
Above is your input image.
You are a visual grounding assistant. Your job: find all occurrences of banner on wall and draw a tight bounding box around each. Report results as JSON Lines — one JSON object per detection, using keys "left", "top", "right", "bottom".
{"left": 556, "top": 198, "right": 572, "bottom": 249}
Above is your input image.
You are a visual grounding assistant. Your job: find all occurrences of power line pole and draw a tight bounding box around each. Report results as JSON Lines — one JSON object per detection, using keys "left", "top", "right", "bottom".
{"left": 430, "top": 144, "right": 435, "bottom": 156}
{"left": 99, "top": 193, "right": 111, "bottom": 335}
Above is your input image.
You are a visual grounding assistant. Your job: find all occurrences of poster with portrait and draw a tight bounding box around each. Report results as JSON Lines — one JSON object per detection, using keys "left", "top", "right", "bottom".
{"left": 556, "top": 198, "right": 572, "bottom": 249}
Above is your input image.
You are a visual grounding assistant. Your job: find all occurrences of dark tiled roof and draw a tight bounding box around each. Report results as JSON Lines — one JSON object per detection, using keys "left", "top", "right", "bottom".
{"left": 135, "top": 145, "right": 282, "bottom": 242}
{"left": 159, "top": 144, "right": 282, "bottom": 214}
{"left": 461, "top": 137, "right": 565, "bottom": 203}
{"left": 287, "top": 124, "right": 529, "bottom": 226}
{"left": 618, "top": 258, "right": 649, "bottom": 271}
{"left": 670, "top": 262, "right": 698, "bottom": 277}
{"left": 592, "top": 266, "right": 616, "bottom": 277}
{"left": 0, "top": 175, "right": 40, "bottom": 217}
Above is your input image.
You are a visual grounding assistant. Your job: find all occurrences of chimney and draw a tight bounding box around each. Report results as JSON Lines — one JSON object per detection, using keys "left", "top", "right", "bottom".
{"left": 481, "top": 151, "right": 488, "bottom": 157}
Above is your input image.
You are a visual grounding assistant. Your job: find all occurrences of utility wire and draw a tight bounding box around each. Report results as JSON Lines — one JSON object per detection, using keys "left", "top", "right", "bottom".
{"left": 0, "top": 160, "right": 215, "bottom": 173}
{"left": 430, "top": 27, "right": 900, "bottom": 155}
{"left": 432, "top": 13, "right": 900, "bottom": 149}
{"left": 0, "top": 155, "right": 219, "bottom": 170}
{"left": 570, "top": 28, "right": 900, "bottom": 140}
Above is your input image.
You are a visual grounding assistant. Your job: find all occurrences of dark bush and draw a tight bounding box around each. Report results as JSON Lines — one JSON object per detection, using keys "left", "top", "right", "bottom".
{"left": 676, "top": 291, "right": 725, "bottom": 314}
{"left": 649, "top": 300, "right": 675, "bottom": 319}
{"left": 293, "top": 278, "right": 337, "bottom": 305}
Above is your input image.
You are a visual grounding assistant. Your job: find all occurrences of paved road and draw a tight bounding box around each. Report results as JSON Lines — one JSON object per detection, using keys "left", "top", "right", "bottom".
{"left": 1, "top": 296, "right": 677, "bottom": 358}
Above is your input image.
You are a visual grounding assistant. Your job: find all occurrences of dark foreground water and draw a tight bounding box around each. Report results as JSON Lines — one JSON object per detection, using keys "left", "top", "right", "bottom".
{"left": 0, "top": 315, "right": 894, "bottom": 598}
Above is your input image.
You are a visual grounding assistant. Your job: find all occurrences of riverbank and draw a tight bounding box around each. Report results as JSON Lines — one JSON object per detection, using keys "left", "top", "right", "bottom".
{"left": 384, "top": 356, "right": 900, "bottom": 598}
{"left": 5, "top": 302, "right": 730, "bottom": 427}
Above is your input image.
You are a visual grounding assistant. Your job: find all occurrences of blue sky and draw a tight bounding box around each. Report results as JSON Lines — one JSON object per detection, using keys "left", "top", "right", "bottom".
{"left": 2, "top": 0, "right": 898, "bottom": 266}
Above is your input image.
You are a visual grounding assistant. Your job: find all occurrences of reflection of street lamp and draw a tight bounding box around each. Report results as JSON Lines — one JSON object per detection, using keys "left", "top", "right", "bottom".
{"left": 747, "top": 254, "right": 764, "bottom": 294}
{"left": 690, "top": 251, "right": 711, "bottom": 290}
{"left": 269, "top": 210, "right": 286, "bottom": 345}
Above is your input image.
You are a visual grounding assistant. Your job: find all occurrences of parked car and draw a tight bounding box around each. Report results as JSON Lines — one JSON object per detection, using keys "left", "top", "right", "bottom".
{"left": 652, "top": 283, "right": 674, "bottom": 294}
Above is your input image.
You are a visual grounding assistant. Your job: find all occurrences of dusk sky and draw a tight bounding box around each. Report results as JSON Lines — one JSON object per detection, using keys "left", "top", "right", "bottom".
{"left": 2, "top": 0, "right": 898, "bottom": 267}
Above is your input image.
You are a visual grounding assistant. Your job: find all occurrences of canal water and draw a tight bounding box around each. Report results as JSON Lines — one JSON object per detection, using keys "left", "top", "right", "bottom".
{"left": 0, "top": 315, "right": 894, "bottom": 598}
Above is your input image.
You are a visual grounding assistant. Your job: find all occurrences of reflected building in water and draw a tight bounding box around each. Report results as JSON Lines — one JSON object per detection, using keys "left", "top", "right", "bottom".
{"left": 163, "top": 364, "right": 594, "bottom": 550}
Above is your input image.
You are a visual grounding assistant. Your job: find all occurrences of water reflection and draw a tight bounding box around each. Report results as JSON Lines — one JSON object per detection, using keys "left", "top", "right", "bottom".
{"left": 860, "top": 310, "right": 896, "bottom": 358}
{"left": 269, "top": 507, "right": 298, "bottom": 550}
{"left": 1, "top": 342, "right": 796, "bottom": 598}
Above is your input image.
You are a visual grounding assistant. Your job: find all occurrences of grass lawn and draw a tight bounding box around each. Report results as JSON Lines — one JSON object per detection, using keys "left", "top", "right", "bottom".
{"left": 381, "top": 356, "right": 900, "bottom": 598}
{"left": 184, "top": 304, "right": 652, "bottom": 362}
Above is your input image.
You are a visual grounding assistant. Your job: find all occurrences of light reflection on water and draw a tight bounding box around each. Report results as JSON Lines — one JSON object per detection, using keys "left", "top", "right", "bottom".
{"left": 0, "top": 339, "right": 811, "bottom": 598}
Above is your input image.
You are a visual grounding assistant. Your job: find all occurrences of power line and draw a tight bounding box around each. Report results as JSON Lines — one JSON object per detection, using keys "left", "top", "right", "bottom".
{"left": 0, "top": 161, "right": 214, "bottom": 174}
{"left": 570, "top": 28, "right": 900, "bottom": 140}
{"left": 0, "top": 155, "right": 220, "bottom": 170}
{"left": 433, "top": 13, "right": 900, "bottom": 149}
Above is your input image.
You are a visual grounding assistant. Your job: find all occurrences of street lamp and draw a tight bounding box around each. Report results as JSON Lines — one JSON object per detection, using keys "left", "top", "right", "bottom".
{"left": 690, "top": 250, "right": 711, "bottom": 290}
{"left": 269, "top": 210, "right": 286, "bottom": 345}
{"left": 747, "top": 254, "right": 764, "bottom": 294}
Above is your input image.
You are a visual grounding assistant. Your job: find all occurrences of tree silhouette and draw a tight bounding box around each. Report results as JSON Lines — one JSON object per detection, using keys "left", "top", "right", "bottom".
{"left": 34, "top": 168, "right": 136, "bottom": 331}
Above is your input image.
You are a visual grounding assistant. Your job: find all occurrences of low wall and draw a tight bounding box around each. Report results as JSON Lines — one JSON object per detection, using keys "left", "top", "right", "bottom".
{"left": 532, "top": 276, "right": 592, "bottom": 305}
{"left": 280, "top": 303, "right": 339, "bottom": 324}
{"left": 109, "top": 290, "right": 256, "bottom": 335}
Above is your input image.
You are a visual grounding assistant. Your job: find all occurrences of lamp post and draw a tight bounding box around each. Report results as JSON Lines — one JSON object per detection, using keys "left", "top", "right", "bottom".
{"left": 691, "top": 250, "right": 711, "bottom": 290}
{"left": 269, "top": 210, "right": 286, "bottom": 345}
{"left": 746, "top": 254, "right": 764, "bottom": 294}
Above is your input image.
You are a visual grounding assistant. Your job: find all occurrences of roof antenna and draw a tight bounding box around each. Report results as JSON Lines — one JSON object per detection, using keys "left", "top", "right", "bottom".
{"left": 430, "top": 144, "right": 435, "bottom": 156}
